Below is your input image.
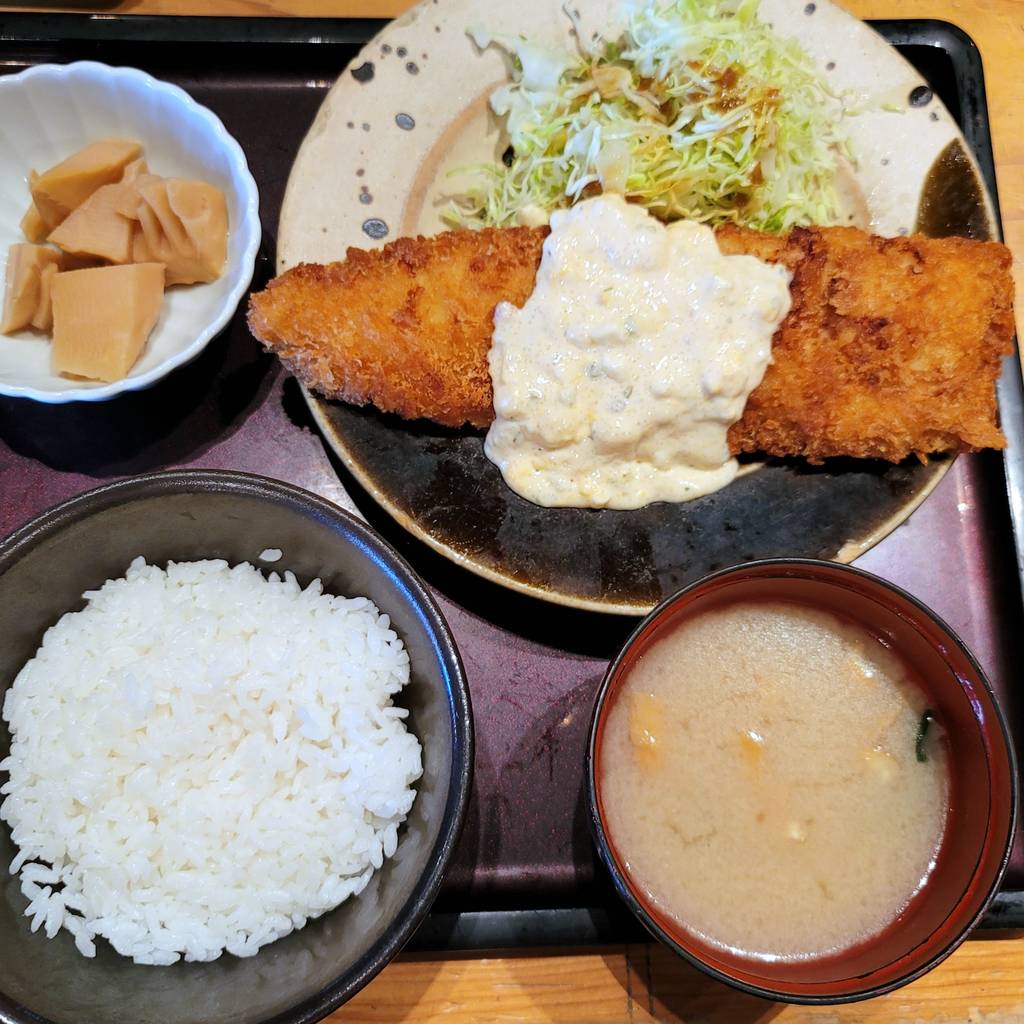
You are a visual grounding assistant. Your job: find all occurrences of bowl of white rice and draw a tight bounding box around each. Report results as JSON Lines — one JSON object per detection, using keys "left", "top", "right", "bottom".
{"left": 0, "top": 470, "right": 473, "bottom": 1024}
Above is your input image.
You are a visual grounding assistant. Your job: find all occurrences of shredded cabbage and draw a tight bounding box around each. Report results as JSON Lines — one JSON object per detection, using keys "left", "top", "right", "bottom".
{"left": 447, "top": 0, "right": 854, "bottom": 231}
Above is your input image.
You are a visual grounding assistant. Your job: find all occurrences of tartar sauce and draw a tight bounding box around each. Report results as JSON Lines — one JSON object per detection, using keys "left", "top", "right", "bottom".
{"left": 484, "top": 194, "right": 792, "bottom": 509}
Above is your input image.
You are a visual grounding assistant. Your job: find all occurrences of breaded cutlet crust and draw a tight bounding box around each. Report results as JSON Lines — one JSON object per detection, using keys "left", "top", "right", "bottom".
{"left": 248, "top": 224, "right": 1015, "bottom": 462}
{"left": 249, "top": 228, "right": 544, "bottom": 429}
{"left": 717, "top": 224, "right": 1014, "bottom": 462}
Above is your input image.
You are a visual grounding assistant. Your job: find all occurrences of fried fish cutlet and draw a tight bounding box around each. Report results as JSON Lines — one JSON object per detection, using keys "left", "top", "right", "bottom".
{"left": 248, "top": 224, "right": 1015, "bottom": 463}
{"left": 716, "top": 224, "right": 1014, "bottom": 462}
{"left": 249, "top": 227, "right": 544, "bottom": 430}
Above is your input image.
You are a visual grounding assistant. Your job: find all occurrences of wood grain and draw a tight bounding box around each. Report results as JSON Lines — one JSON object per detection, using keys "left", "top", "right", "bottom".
{"left": 3, "top": 0, "right": 1021, "bottom": 1019}
{"left": 331, "top": 941, "right": 1024, "bottom": 1023}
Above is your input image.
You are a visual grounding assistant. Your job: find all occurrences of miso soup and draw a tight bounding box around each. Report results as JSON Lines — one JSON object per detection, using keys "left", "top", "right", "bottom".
{"left": 599, "top": 600, "right": 949, "bottom": 961}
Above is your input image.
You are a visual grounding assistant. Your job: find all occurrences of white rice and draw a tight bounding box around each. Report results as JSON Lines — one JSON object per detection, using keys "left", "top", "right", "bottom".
{"left": 0, "top": 557, "right": 422, "bottom": 966}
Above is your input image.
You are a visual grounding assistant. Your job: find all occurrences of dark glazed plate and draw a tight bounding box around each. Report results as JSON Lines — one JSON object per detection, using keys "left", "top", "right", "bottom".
{"left": 0, "top": 471, "right": 473, "bottom": 1024}
{"left": 300, "top": 47, "right": 998, "bottom": 616}
{"left": 310, "top": 405, "right": 953, "bottom": 615}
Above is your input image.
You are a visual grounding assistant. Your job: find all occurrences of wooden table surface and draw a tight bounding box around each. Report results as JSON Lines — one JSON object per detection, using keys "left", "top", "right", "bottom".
{"left": 3, "top": 0, "right": 1023, "bottom": 1019}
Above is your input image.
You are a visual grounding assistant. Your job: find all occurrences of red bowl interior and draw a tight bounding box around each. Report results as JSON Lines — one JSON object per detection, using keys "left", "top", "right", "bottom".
{"left": 591, "top": 560, "right": 1017, "bottom": 1002}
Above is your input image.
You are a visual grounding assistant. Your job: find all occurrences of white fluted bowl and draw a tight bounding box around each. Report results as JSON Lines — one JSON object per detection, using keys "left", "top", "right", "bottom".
{"left": 0, "top": 62, "right": 261, "bottom": 402}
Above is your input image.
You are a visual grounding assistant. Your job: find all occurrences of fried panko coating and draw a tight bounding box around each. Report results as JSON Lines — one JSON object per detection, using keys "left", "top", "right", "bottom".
{"left": 717, "top": 224, "right": 1014, "bottom": 462}
{"left": 249, "top": 228, "right": 544, "bottom": 429}
{"left": 249, "top": 224, "right": 1014, "bottom": 462}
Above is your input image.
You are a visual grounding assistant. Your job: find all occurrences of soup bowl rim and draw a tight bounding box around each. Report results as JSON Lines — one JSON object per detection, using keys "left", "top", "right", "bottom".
{"left": 585, "top": 556, "right": 1019, "bottom": 1005}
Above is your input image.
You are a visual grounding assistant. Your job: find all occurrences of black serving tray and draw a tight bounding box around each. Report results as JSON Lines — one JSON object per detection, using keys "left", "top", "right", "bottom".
{"left": 0, "top": 13, "right": 1021, "bottom": 950}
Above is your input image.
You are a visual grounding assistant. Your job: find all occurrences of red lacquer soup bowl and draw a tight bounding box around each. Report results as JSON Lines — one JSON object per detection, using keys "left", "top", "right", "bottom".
{"left": 587, "top": 559, "right": 1017, "bottom": 1003}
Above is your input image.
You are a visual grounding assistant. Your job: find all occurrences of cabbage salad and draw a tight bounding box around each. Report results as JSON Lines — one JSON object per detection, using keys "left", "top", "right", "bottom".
{"left": 448, "top": 0, "right": 853, "bottom": 232}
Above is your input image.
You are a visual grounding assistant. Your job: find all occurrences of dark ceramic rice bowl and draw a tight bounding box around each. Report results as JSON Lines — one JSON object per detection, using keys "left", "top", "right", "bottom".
{"left": 0, "top": 470, "right": 473, "bottom": 1024}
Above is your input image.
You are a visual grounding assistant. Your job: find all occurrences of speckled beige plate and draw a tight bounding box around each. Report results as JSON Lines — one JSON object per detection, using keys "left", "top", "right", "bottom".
{"left": 276, "top": 0, "right": 996, "bottom": 615}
